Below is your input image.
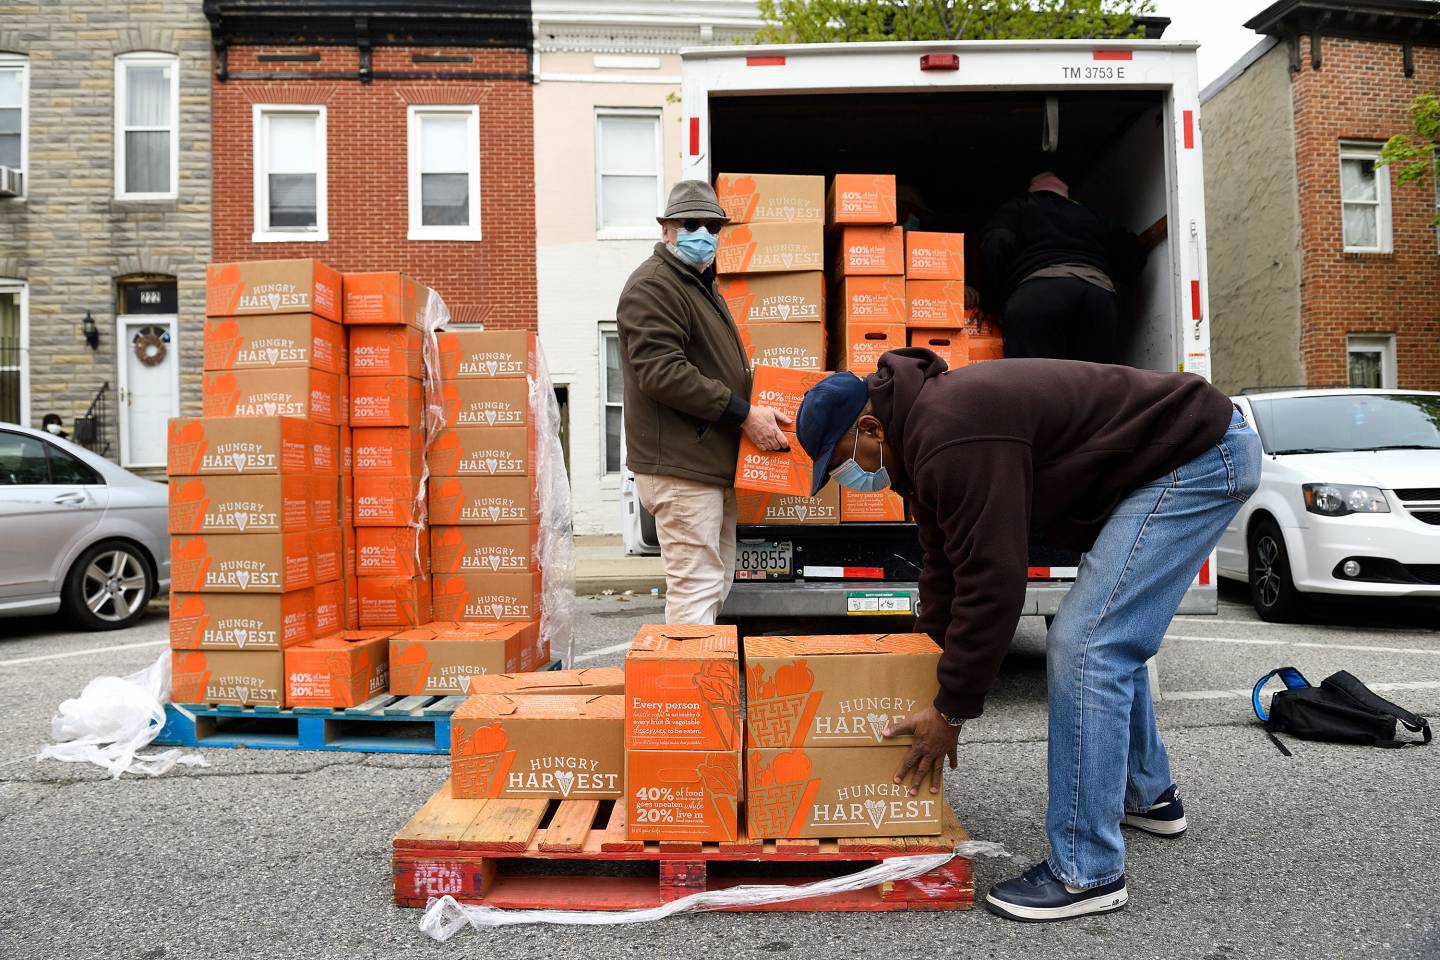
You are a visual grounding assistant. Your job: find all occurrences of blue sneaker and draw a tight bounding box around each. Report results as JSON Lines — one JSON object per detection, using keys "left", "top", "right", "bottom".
{"left": 985, "top": 862, "right": 1128, "bottom": 922}
{"left": 1122, "top": 784, "right": 1188, "bottom": 837}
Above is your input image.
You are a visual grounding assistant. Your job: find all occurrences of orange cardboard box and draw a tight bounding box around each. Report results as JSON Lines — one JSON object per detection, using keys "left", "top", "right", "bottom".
{"left": 440, "top": 379, "right": 529, "bottom": 429}
{"left": 430, "top": 524, "right": 536, "bottom": 575}
{"left": 340, "top": 473, "right": 354, "bottom": 527}
{"left": 202, "top": 368, "right": 341, "bottom": 425}
{"left": 352, "top": 475, "right": 422, "bottom": 527}
{"left": 343, "top": 574, "right": 360, "bottom": 629}
{"left": 735, "top": 436, "right": 812, "bottom": 498}
{"left": 735, "top": 487, "right": 839, "bottom": 525}
{"left": 170, "top": 532, "right": 313, "bottom": 594}
{"left": 350, "top": 375, "right": 425, "bottom": 428}
{"left": 341, "top": 271, "right": 429, "bottom": 328}
{"left": 171, "top": 650, "right": 285, "bottom": 707}
{"left": 167, "top": 416, "right": 310, "bottom": 477}
{"left": 348, "top": 325, "right": 425, "bottom": 378}
{"left": 905, "top": 231, "right": 965, "bottom": 281}
{"left": 313, "top": 578, "right": 344, "bottom": 637}
{"left": 202, "top": 314, "right": 345, "bottom": 374}
{"left": 716, "top": 222, "right": 825, "bottom": 275}
{"left": 746, "top": 746, "right": 942, "bottom": 838}
{"left": 389, "top": 621, "right": 531, "bottom": 693}
{"left": 428, "top": 427, "right": 535, "bottom": 477}
{"left": 340, "top": 425, "right": 353, "bottom": 474}
{"left": 309, "top": 422, "right": 340, "bottom": 476}
{"left": 966, "top": 316, "right": 1004, "bottom": 363}
{"left": 428, "top": 477, "right": 538, "bottom": 526}
{"left": 311, "top": 525, "right": 342, "bottom": 584}
{"left": 450, "top": 695, "right": 624, "bottom": 800}
{"left": 626, "top": 750, "right": 741, "bottom": 842}
{"left": 717, "top": 272, "right": 825, "bottom": 325}
{"left": 338, "top": 372, "right": 351, "bottom": 427}
{"left": 838, "top": 320, "right": 906, "bottom": 375}
{"left": 748, "top": 364, "right": 826, "bottom": 423}
{"left": 430, "top": 573, "right": 542, "bottom": 625}
{"left": 738, "top": 322, "right": 825, "bottom": 372}
{"left": 462, "top": 667, "right": 625, "bottom": 698}
{"left": 840, "top": 277, "right": 908, "bottom": 325}
{"left": 205, "top": 259, "right": 341, "bottom": 321}
{"left": 357, "top": 526, "right": 428, "bottom": 578}
{"left": 833, "top": 226, "right": 905, "bottom": 277}
{"left": 168, "top": 475, "right": 310, "bottom": 535}
{"left": 909, "top": 328, "right": 967, "bottom": 369}
{"left": 826, "top": 174, "right": 897, "bottom": 225}
{"left": 308, "top": 475, "right": 339, "bottom": 528}
{"left": 284, "top": 630, "right": 392, "bottom": 708}
{"left": 745, "top": 634, "right": 941, "bottom": 748}
{"left": 906, "top": 280, "right": 967, "bottom": 329}
{"left": 625, "top": 624, "right": 740, "bottom": 751}
{"left": 437, "top": 329, "right": 537, "bottom": 380}
{"left": 352, "top": 427, "right": 426, "bottom": 477}
{"left": 841, "top": 488, "right": 906, "bottom": 523}
{"left": 714, "top": 173, "right": 825, "bottom": 224}
{"left": 357, "top": 575, "right": 431, "bottom": 628}
{"left": 169, "top": 590, "right": 313, "bottom": 650}
{"left": 340, "top": 522, "right": 356, "bottom": 579}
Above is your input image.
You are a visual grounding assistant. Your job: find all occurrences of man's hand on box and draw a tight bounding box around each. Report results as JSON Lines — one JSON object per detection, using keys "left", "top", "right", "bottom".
{"left": 884, "top": 706, "right": 959, "bottom": 796}
{"left": 742, "top": 406, "right": 793, "bottom": 452}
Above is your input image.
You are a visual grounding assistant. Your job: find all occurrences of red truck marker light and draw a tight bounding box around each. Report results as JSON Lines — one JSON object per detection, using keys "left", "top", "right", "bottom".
{"left": 920, "top": 53, "right": 959, "bottom": 71}
{"left": 1094, "top": 51, "right": 1133, "bottom": 61}
{"left": 746, "top": 55, "right": 786, "bottom": 67}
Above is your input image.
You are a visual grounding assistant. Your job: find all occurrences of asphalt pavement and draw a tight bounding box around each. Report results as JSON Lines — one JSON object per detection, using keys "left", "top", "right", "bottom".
{"left": 2, "top": 585, "right": 1438, "bottom": 960}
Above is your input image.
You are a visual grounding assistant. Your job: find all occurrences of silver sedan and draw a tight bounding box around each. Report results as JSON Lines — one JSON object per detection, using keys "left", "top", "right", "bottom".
{"left": 0, "top": 422, "right": 169, "bottom": 630}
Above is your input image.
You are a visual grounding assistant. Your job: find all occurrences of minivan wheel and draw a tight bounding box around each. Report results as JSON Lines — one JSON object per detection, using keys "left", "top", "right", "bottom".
{"left": 1248, "top": 519, "right": 1303, "bottom": 623}
{"left": 63, "top": 541, "right": 155, "bottom": 631}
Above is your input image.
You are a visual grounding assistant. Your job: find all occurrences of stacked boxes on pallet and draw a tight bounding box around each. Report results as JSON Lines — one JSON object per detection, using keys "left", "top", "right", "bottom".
{"left": 732, "top": 365, "right": 836, "bottom": 527}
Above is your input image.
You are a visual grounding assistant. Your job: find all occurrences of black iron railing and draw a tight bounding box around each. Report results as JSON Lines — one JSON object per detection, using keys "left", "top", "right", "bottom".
{"left": 74, "top": 381, "right": 112, "bottom": 457}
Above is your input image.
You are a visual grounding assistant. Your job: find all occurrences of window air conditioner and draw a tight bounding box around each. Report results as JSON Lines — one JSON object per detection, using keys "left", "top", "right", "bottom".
{"left": 0, "top": 166, "right": 22, "bottom": 198}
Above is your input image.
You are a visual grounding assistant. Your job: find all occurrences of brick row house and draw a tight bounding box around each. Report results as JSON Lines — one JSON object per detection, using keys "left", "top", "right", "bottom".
{"left": 1203, "top": 0, "right": 1440, "bottom": 394}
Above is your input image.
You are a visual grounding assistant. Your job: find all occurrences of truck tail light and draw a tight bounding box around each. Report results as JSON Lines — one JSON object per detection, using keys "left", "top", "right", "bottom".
{"left": 920, "top": 53, "right": 959, "bottom": 71}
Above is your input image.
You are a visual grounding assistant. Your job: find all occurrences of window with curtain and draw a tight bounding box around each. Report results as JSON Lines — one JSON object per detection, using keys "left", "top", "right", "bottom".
{"left": 1347, "top": 334, "right": 1395, "bottom": 389}
{"left": 116, "top": 55, "right": 177, "bottom": 199}
{"left": 0, "top": 58, "right": 26, "bottom": 185}
{"left": 1339, "top": 143, "right": 1390, "bottom": 253}
{"left": 0, "top": 290, "right": 21, "bottom": 424}
{"left": 408, "top": 106, "right": 480, "bottom": 240}
{"left": 596, "top": 110, "right": 661, "bottom": 237}
{"left": 253, "top": 106, "right": 326, "bottom": 241}
{"left": 601, "top": 331, "right": 624, "bottom": 474}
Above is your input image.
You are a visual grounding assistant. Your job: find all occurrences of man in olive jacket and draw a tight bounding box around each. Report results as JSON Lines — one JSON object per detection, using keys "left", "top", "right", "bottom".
{"left": 617, "top": 180, "right": 790, "bottom": 624}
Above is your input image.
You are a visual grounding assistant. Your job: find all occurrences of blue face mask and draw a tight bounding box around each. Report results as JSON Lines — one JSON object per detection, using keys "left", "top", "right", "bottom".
{"left": 830, "top": 427, "right": 891, "bottom": 492}
{"left": 674, "top": 227, "right": 718, "bottom": 267}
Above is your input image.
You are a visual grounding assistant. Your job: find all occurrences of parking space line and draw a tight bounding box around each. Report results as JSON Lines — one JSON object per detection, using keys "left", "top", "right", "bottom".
{"left": 0, "top": 639, "right": 167, "bottom": 668}
{"left": 1164, "top": 634, "right": 1440, "bottom": 656}
{"left": 572, "top": 640, "right": 635, "bottom": 663}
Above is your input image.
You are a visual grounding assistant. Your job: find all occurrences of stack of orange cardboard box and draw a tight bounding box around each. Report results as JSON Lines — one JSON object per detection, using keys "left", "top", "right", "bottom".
{"left": 904, "top": 228, "right": 968, "bottom": 371}
{"left": 624, "top": 624, "right": 743, "bottom": 843}
{"left": 732, "top": 365, "right": 838, "bottom": 527}
{"left": 715, "top": 174, "right": 827, "bottom": 372}
{"left": 342, "top": 272, "right": 434, "bottom": 629}
{"left": 168, "top": 259, "right": 349, "bottom": 707}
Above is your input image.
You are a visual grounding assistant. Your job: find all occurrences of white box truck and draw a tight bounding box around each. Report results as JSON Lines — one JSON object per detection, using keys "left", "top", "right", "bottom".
{"left": 663, "top": 37, "right": 1219, "bottom": 627}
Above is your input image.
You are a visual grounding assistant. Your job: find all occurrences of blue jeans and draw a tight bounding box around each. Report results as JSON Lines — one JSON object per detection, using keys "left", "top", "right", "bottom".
{"left": 1045, "top": 409, "right": 1261, "bottom": 888}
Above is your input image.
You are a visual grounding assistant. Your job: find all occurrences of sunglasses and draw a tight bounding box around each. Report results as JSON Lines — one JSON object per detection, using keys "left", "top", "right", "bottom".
{"left": 679, "top": 219, "right": 725, "bottom": 235}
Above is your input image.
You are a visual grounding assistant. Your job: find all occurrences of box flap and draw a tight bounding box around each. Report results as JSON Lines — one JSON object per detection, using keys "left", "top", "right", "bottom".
{"left": 745, "top": 633, "right": 940, "bottom": 658}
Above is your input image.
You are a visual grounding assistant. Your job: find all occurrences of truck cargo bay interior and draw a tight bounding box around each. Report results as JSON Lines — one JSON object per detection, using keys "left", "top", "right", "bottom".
{"left": 709, "top": 90, "right": 1177, "bottom": 372}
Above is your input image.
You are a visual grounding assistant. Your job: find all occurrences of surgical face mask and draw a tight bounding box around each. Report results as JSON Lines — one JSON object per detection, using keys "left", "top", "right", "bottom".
{"left": 830, "top": 426, "right": 891, "bottom": 492}
{"left": 45, "top": 423, "right": 62, "bottom": 435}
{"left": 673, "top": 226, "right": 718, "bottom": 268}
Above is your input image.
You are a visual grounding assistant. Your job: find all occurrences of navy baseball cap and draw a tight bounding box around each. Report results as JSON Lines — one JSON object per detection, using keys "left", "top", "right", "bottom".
{"left": 796, "top": 372, "right": 870, "bottom": 496}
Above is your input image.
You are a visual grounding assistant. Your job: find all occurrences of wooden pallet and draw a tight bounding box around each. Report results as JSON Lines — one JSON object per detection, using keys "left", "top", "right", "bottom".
{"left": 392, "top": 779, "right": 974, "bottom": 912}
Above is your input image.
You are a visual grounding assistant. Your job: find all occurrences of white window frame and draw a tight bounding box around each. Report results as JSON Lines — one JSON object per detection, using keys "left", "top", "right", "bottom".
{"left": 1338, "top": 141, "right": 1392, "bottom": 254}
{"left": 0, "top": 280, "right": 29, "bottom": 425}
{"left": 114, "top": 53, "right": 179, "bottom": 201}
{"left": 0, "top": 55, "right": 29, "bottom": 200}
{"left": 595, "top": 108, "right": 664, "bottom": 241}
{"left": 1346, "top": 334, "right": 1397, "bottom": 390}
{"left": 252, "top": 104, "right": 328, "bottom": 243}
{"left": 407, "top": 105, "right": 481, "bottom": 241}
{"left": 600, "top": 326, "right": 624, "bottom": 476}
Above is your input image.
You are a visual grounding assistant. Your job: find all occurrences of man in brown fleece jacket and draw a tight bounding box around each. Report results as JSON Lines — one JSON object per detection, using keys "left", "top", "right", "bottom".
{"left": 795, "top": 348, "right": 1261, "bottom": 922}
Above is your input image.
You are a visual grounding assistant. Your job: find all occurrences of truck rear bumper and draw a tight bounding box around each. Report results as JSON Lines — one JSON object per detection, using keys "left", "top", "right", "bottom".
{"left": 721, "top": 581, "right": 1220, "bottom": 618}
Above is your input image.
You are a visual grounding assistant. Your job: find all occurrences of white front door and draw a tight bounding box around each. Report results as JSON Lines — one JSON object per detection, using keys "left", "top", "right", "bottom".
{"left": 118, "top": 314, "right": 178, "bottom": 468}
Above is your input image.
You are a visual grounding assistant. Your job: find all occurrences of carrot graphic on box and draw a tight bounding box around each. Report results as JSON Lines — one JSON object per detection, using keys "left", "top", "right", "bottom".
{"left": 390, "top": 642, "right": 433, "bottom": 694}
{"left": 170, "top": 651, "right": 211, "bottom": 704}
{"left": 745, "top": 659, "right": 821, "bottom": 748}
{"left": 451, "top": 722, "right": 514, "bottom": 799}
{"left": 746, "top": 748, "right": 818, "bottom": 839}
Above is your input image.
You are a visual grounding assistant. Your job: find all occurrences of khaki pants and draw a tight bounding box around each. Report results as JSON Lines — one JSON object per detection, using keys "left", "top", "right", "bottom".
{"left": 635, "top": 473, "right": 736, "bottom": 625}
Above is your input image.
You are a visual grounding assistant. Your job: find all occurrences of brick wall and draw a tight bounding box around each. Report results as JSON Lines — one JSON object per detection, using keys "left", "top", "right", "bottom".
{"left": 211, "top": 48, "right": 537, "bottom": 329}
{"left": 1291, "top": 37, "right": 1440, "bottom": 389}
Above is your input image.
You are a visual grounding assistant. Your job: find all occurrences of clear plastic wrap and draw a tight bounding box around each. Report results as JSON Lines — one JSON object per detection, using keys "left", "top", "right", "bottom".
{"left": 530, "top": 343, "right": 576, "bottom": 669}
{"left": 408, "top": 288, "right": 452, "bottom": 569}
{"left": 37, "top": 650, "right": 208, "bottom": 779}
{"left": 418, "top": 840, "right": 1009, "bottom": 939}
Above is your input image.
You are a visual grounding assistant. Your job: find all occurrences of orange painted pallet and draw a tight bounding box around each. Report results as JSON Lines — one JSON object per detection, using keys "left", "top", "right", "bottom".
{"left": 392, "top": 779, "right": 973, "bottom": 913}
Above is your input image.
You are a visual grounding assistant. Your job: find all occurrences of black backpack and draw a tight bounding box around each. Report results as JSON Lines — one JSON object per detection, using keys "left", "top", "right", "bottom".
{"left": 1252, "top": 667, "right": 1432, "bottom": 756}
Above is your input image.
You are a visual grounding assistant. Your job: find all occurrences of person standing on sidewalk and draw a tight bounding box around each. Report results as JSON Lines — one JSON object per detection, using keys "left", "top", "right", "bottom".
{"left": 794, "top": 349, "right": 1261, "bottom": 922}
{"left": 617, "top": 180, "right": 790, "bottom": 625}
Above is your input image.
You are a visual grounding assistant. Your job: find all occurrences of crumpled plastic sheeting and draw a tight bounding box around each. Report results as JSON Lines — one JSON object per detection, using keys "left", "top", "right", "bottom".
{"left": 418, "top": 840, "right": 1009, "bottom": 940}
{"left": 37, "top": 650, "right": 208, "bottom": 779}
{"left": 408, "top": 288, "right": 453, "bottom": 569}
{"left": 530, "top": 344, "right": 576, "bottom": 670}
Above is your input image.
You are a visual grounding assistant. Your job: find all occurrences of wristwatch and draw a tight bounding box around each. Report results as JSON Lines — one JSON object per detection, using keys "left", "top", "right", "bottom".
{"left": 940, "top": 712, "right": 966, "bottom": 730}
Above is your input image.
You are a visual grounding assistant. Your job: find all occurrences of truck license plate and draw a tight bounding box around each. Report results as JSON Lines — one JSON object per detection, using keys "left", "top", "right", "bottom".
{"left": 735, "top": 540, "right": 792, "bottom": 581}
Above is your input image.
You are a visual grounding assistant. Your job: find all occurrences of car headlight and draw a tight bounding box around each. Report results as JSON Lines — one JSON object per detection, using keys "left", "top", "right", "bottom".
{"left": 1302, "top": 483, "right": 1390, "bottom": 516}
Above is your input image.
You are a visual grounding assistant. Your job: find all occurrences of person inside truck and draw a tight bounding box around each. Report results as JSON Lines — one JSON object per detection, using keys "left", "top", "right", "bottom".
{"left": 615, "top": 179, "right": 792, "bottom": 625}
{"left": 980, "top": 170, "right": 1146, "bottom": 363}
{"left": 794, "top": 348, "right": 1261, "bottom": 922}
